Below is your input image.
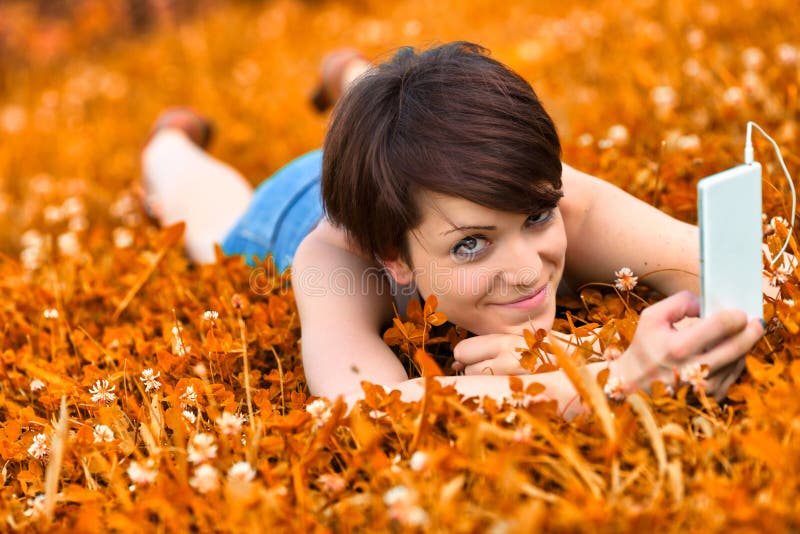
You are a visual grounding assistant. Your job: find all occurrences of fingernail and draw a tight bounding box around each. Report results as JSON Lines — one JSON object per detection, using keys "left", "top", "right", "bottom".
{"left": 759, "top": 318, "right": 767, "bottom": 329}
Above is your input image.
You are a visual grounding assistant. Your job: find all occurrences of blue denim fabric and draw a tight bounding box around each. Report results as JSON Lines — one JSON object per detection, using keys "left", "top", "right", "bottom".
{"left": 221, "top": 149, "right": 323, "bottom": 271}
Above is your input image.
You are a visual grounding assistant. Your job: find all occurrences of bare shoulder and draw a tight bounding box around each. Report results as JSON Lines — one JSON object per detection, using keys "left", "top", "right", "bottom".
{"left": 295, "top": 218, "right": 374, "bottom": 262}
{"left": 292, "top": 218, "right": 395, "bottom": 330}
{"left": 559, "top": 163, "right": 602, "bottom": 223}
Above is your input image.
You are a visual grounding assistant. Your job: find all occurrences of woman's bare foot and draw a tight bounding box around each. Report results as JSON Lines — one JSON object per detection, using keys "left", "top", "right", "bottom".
{"left": 311, "top": 48, "right": 371, "bottom": 112}
{"left": 140, "top": 108, "right": 254, "bottom": 262}
{"left": 139, "top": 107, "right": 215, "bottom": 222}
{"left": 148, "top": 107, "right": 214, "bottom": 149}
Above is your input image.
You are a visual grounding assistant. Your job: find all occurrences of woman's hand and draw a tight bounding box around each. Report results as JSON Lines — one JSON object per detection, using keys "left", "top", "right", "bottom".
{"left": 453, "top": 334, "right": 530, "bottom": 376}
{"left": 610, "top": 290, "right": 765, "bottom": 398}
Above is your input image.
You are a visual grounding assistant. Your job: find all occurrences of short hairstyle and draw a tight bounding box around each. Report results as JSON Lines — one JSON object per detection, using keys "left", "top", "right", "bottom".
{"left": 321, "top": 41, "right": 563, "bottom": 262}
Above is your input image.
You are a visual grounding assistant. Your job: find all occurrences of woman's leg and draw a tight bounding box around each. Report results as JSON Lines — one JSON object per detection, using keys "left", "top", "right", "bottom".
{"left": 141, "top": 121, "right": 254, "bottom": 263}
{"left": 141, "top": 48, "right": 370, "bottom": 264}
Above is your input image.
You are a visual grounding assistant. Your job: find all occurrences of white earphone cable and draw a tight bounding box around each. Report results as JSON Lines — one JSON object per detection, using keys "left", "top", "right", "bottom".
{"left": 744, "top": 121, "right": 796, "bottom": 266}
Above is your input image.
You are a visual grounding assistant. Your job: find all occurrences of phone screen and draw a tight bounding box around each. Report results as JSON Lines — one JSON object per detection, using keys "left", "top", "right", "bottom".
{"left": 698, "top": 163, "right": 763, "bottom": 319}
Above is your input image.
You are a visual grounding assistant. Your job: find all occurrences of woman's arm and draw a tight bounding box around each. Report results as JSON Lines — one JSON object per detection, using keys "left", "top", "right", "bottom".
{"left": 291, "top": 219, "right": 408, "bottom": 398}
{"left": 559, "top": 163, "right": 700, "bottom": 295}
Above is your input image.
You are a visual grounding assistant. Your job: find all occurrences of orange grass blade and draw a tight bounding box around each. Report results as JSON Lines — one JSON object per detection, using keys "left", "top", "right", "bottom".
{"left": 44, "top": 396, "right": 68, "bottom": 523}
{"left": 667, "top": 459, "right": 684, "bottom": 503}
{"left": 112, "top": 222, "right": 185, "bottom": 321}
{"left": 529, "top": 420, "right": 604, "bottom": 499}
{"left": 626, "top": 393, "right": 667, "bottom": 480}
{"left": 413, "top": 348, "right": 444, "bottom": 377}
{"left": 18, "top": 361, "right": 81, "bottom": 390}
{"left": 548, "top": 333, "right": 617, "bottom": 445}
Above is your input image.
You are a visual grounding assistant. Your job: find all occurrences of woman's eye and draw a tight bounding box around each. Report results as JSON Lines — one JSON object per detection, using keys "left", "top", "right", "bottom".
{"left": 451, "top": 236, "right": 488, "bottom": 259}
{"left": 526, "top": 209, "right": 554, "bottom": 226}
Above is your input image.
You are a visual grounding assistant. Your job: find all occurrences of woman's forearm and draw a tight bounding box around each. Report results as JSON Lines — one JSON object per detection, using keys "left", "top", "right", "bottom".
{"left": 340, "top": 362, "right": 609, "bottom": 419}
{"left": 560, "top": 164, "right": 700, "bottom": 296}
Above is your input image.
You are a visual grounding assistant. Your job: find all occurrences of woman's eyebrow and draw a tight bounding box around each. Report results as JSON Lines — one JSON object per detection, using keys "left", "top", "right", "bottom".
{"left": 440, "top": 225, "right": 496, "bottom": 236}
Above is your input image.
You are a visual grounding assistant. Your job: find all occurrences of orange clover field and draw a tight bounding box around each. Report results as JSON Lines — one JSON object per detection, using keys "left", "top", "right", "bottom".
{"left": 1, "top": 0, "right": 799, "bottom": 531}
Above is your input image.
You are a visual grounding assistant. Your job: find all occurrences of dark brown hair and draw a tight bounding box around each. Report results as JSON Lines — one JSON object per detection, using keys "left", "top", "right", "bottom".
{"left": 322, "top": 41, "right": 563, "bottom": 262}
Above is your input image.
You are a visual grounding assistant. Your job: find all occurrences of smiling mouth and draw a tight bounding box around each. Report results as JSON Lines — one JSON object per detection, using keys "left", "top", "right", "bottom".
{"left": 492, "top": 284, "right": 549, "bottom": 307}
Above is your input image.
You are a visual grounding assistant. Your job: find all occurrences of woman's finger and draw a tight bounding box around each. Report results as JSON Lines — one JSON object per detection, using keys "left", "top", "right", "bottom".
{"left": 642, "top": 290, "right": 700, "bottom": 326}
{"left": 710, "top": 357, "right": 747, "bottom": 401}
{"left": 667, "top": 309, "right": 748, "bottom": 359}
{"left": 689, "top": 317, "right": 765, "bottom": 371}
{"left": 454, "top": 334, "right": 519, "bottom": 365}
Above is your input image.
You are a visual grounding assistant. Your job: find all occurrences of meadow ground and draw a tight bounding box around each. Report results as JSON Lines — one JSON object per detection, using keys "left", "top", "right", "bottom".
{"left": 1, "top": 0, "right": 799, "bottom": 531}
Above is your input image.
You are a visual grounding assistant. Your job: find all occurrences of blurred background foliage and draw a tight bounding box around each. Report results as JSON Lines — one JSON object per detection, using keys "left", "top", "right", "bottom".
{"left": 1, "top": 0, "right": 799, "bottom": 530}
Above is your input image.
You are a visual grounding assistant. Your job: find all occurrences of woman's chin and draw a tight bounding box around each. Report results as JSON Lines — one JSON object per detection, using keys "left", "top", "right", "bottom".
{"left": 462, "top": 314, "right": 556, "bottom": 337}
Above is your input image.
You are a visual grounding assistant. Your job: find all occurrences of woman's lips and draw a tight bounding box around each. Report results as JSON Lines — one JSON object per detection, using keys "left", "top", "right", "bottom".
{"left": 491, "top": 284, "right": 549, "bottom": 310}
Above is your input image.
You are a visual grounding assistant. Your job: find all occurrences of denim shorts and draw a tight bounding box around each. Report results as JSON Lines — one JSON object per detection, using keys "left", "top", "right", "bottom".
{"left": 221, "top": 149, "right": 324, "bottom": 271}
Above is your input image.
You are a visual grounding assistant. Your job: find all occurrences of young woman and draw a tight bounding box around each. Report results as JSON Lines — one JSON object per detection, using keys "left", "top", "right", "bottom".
{"left": 142, "top": 42, "right": 764, "bottom": 417}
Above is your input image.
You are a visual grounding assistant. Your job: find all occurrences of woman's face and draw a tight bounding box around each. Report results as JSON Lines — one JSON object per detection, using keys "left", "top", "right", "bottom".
{"left": 386, "top": 192, "right": 567, "bottom": 336}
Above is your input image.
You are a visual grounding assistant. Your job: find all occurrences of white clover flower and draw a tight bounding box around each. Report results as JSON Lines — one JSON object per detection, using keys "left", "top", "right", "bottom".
{"left": 769, "top": 216, "right": 789, "bottom": 231}
{"left": 614, "top": 267, "right": 638, "bottom": 292}
{"left": 368, "top": 409, "right": 387, "bottom": 420}
{"left": 180, "top": 385, "right": 197, "bottom": 404}
{"left": 93, "top": 424, "right": 115, "bottom": 443}
{"left": 182, "top": 410, "right": 197, "bottom": 424}
{"left": 576, "top": 133, "right": 594, "bottom": 147}
{"left": 722, "top": 86, "right": 744, "bottom": 106}
{"left": 22, "top": 494, "right": 46, "bottom": 519}
{"left": 384, "top": 485, "right": 413, "bottom": 506}
{"left": 0, "top": 104, "right": 26, "bottom": 134}
{"left": 742, "top": 46, "right": 765, "bottom": 71}
{"left": 384, "top": 485, "right": 428, "bottom": 527}
{"left": 682, "top": 58, "right": 703, "bottom": 78}
{"left": 216, "top": 412, "right": 245, "bottom": 436}
{"left": 89, "top": 379, "right": 117, "bottom": 404}
{"left": 607, "top": 124, "right": 629, "bottom": 146}
{"left": 190, "top": 464, "right": 220, "bottom": 494}
{"left": 770, "top": 264, "right": 792, "bottom": 287}
{"left": 30, "top": 378, "right": 46, "bottom": 392}
{"left": 513, "top": 424, "right": 534, "bottom": 444}
{"left": 604, "top": 376, "right": 626, "bottom": 402}
{"left": 27, "top": 433, "right": 49, "bottom": 460}
{"left": 57, "top": 231, "right": 80, "bottom": 257}
{"left": 305, "top": 399, "right": 332, "bottom": 429}
{"left": 409, "top": 451, "right": 429, "bottom": 472}
{"left": 318, "top": 473, "right": 346, "bottom": 493}
{"left": 193, "top": 363, "right": 207, "bottom": 378}
{"left": 127, "top": 459, "right": 158, "bottom": 485}
{"left": 139, "top": 368, "right": 162, "bottom": 393}
{"left": 597, "top": 138, "right": 614, "bottom": 150}
{"left": 43, "top": 204, "right": 65, "bottom": 224}
{"left": 21, "top": 229, "right": 44, "bottom": 249}
{"left": 676, "top": 134, "right": 701, "bottom": 152}
{"left": 227, "top": 461, "right": 256, "bottom": 485}
{"left": 203, "top": 310, "right": 219, "bottom": 322}
{"left": 602, "top": 345, "right": 623, "bottom": 361}
{"left": 20, "top": 246, "right": 43, "bottom": 271}
{"left": 109, "top": 193, "right": 137, "bottom": 220}
{"left": 686, "top": 28, "right": 705, "bottom": 50}
{"left": 62, "top": 197, "right": 84, "bottom": 217}
{"left": 680, "top": 362, "right": 709, "bottom": 392}
{"left": 68, "top": 215, "right": 88, "bottom": 233}
{"left": 171, "top": 325, "right": 191, "bottom": 356}
{"left": 112, "top": 227, "right": 134, "bottom": 249}
{"left": 187, "top": 433, "right": 217, "bottom": 464}
{"left": 42, "top": 308, "right": 59, "bottom": 320}
{"left": 776, "top": 43, "right": 798, "bottom": 66}
{"left": 650, "top": 85, "right": 677, "bottom": 110}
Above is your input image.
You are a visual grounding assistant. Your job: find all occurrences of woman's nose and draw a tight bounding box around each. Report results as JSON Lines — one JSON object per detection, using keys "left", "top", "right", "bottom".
{"left": 497, "top": 237, "right": 543, "bottom": 286}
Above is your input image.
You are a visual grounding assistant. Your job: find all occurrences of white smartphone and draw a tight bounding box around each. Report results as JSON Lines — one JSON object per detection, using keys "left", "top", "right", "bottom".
{"left": 697, "top": 162, "right": 763, "bottom": 320}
